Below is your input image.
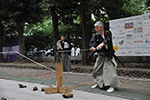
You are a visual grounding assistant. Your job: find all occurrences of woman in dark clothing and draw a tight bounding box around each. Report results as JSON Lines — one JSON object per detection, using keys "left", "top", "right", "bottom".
{"left": 56, "top": 35, "right": 71, "bottom": 72}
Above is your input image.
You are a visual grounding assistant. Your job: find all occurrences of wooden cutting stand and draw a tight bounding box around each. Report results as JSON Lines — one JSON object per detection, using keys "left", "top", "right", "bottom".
{"left": 44, "top": 52, "right": 72, "bottom": 94}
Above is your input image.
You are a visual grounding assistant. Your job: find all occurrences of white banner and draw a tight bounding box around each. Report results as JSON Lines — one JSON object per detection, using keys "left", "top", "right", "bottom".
{"left": 110, "top": 11, "right": 150, "bottom": 56}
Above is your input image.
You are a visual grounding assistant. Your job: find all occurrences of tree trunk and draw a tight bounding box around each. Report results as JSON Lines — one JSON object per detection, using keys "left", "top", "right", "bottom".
{"left": 81, "top": 0, "right": 92, "bottom": 65}
{"left": 51, "top": 6, "right": 59, "bottom": 62}
{"left": 16, "top": 22, "right": 25, "bottom": 62}
{"left": 0, "top": 23, "right": 4, "bottom": 62}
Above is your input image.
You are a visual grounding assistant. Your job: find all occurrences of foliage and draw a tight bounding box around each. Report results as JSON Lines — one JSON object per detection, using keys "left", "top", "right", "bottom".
{"left": 24, "top": 0, "right": 82, "bottom": 51}
{"left": 123, "top": 0, "right": 148, "bottom": 16}
{"left": 59, "top": 24, "right": 82, "bottom": 47}
{"left": 145, "top": 0, "right": 150, "bottom": 9}
{"left": 0, "top": 0, "right": 48, "bottom": 62}
{"left": 24, "top": 17, "right": 82, "bottom": 51}
{"left": 91, "top": 0, "right": 148, "bottom": 22}
{"left": 1, "top": 0, "right": 149, "bottom": 57}
{"left": 0, "top": 0, "right": 47, "bottom": 37}
{"left": 24, "top": 0, "right": 149, "bottom": 51}
{"left": 25, "top": 17, "right": 53, "bottom": 51}
{"left": 49, "top": 0, "right": 80, "bottom": 25}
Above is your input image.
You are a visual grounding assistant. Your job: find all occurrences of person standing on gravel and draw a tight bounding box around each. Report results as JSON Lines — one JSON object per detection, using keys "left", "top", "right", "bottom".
{"left": 56, "top": 34, "right": 71, "bottom": 72}
{"left": 89, "top": 21, "right": 120, "bottom": 92}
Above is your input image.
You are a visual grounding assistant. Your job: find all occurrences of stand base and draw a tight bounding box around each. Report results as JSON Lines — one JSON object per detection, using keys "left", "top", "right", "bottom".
{"left": 44, "top": 86, "right": 72, "bottom": 94}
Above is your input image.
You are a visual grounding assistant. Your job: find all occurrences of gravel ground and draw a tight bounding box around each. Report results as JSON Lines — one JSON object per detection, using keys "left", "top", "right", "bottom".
{"left": 0, "top": 79, "right": 129, "bottom": 100}
{"left": 0, "top": 67, "right": 150, "bottom": 91}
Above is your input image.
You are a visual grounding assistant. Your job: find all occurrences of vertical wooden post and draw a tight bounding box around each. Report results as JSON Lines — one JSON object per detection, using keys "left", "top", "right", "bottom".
{"left": 56, "top": 63, "right": 63, "bottom": 87}
{"left": 56, "top": 52, "right": 61, "bottom": 63}
{"left": 45, "top": 51, "right": 72, "bottom": 95}
{"left": 55, "top": 51, "right": 63, "bottom": 87}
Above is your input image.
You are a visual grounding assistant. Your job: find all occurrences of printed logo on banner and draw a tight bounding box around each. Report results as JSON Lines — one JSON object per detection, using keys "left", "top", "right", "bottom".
{"left": 134, "top": 34, "right": 143, "bottom": 38}
{"left": 134, "top": 40, "right": 143, "bottom": 43}
{"left": 143, "top": 15, "right": 150, "bottom": 20}
{"left": 135, "top": 51, "right": 143, "bottom": 54}
{"left": 113, "top": 42, "right": 118, "bottom": 45}
{"left": 119, "top": 40, "right": 124, "bottom": 45}
{"left": 113, "top": 46, "right": 118, "bottom": 51}
{"left": 126, "top": 40, "right": 132, "bottom": 44}
{"left": 118, "top": 32, "right": 125, "bottom": 34}
{"left": 134, "top": 22, "right": 142, "bottom": 26}
{"left": 126, "top": 34, "right": 132, "bottom": 39}
{"left": 134, "top": 22, "right": 142, "bottom": 27}
{"left": 117, "top": 29, "right": 124, "bottom": 33}
{"left": 144, "top": 52, "right": 150, "bottom": 54}
{"left": 110, "top": 26, "right": 117, "bottom": 30}
{"left": 125, "top": 22, "right": 133, "bottom": 29}
{"left": 125, "top": 19, "right": 132, "bottom": 22}
{"left": 125, "top": 30, "right": 134, "bottom": 33}
{"left": 112, "top": 37, "right": 116, "bottom": 39}
{"left": 112, "top": 36, "right": 125, "bottom": 40}
{"left": 118, "top": 47, "right": 126, "bottom": 49}
{"left": 143, "top": 22, "right": 150, "bottom": 26}
{"left": 136, "top": 46, "right": 143, "bottom": 48}
{"left": 119, "top": 36, "right": 126, "bottom": 39}
{"left": 134, "top": 27, "right": 143, "bottom": 33}
{"left": 143, "top": 27, "right": 150, "bottom": 31}
{"left": 132, "top": 16, "right": 142, "bottom": 21}
{"left": 144, "top": 33, "right": 150, "bottom": 37}
{"left": 127, "top": 51, "right": 132, "bottom": 54}
{"left": 145, "top": 38, "right": 150, "bottom": 43}
{"left": 117, "top": 25, "right": 124, "bottom": 28}
{"left": 117, "top": 20, "right": 124, "bottom": 23}
{"left": 118, "top": 52, "right": 126, "bottom": 54}
{"left": 144, "top": 47, "right": 150, "bottom": 49}
{"left": 126, "top": 47, "right": 134, "bottom": 49}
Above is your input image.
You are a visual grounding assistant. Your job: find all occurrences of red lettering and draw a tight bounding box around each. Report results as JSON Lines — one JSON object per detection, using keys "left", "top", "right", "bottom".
{"left": 144, "top": 33, "right": 150, "bottom": 37}
{"left": 134, "top": 41, "right": 143, "bottom": 43}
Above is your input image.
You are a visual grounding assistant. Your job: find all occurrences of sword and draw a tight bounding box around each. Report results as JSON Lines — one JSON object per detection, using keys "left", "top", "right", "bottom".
{"left": 114, "top": 55, "right": 125, "bottom": 66}
{"left": 58, "top": 49, "right": 125, "bottom": 67}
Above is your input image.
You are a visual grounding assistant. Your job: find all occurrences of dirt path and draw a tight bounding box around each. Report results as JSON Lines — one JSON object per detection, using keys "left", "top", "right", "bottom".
{"left": 0, "top": 67, "right": 150, "bottom": 91}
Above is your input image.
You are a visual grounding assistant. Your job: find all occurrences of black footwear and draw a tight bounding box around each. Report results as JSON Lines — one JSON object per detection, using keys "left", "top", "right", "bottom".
{"left": 18, "top": 84, "right": 27, "bottom": 88}
{"left": 33, "top": 86, "right": 38, "bottom": 91}
{"left": 99, "top": 85, "right": 110, "bottom": 90}
{"left": 0, "top": 97, "right": 7, "bottom": 100}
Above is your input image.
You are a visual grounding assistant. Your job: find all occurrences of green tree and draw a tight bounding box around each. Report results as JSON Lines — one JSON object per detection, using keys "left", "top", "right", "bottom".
{"left": 49, "top": 0, "right": 92, "bottom": 64}
{"left": 0, "top": 23, "right": 3, "bottom": 62}
{"left": 81, "top": 0, "right": 92, "bottom": 65}
{"left": 92, "top": 0, "right": 148, "bottom": 22}
{"left": 146, "top": 0, "right": 150, "bottom": 9}
{"left": 1, "top": 0, "right": 146, "bottom": 63}
{"left": 51, "top": 5, "right": 59, "bottom": 61}
{"left": 24, "top": 17, "right": 53, "bottom": 51}
{"left": 45, "top": 0, "right": 81, "bottom": 62}
{"left": 0, "top": 0, "right": 6, "bottom": 62}
{"left": 1, "top": 0, "right": 46, "bottom": 61}
{"left": 0, "top": 0, "right": 19, "bottom": 62}
{"left": 123, "top": 0, "right": 147, "bottom": 16}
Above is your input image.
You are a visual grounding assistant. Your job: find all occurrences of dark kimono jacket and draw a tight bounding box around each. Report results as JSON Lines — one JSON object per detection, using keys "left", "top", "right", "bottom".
{"left": 88, "top": 30, "right": 115, "bottom": 58}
